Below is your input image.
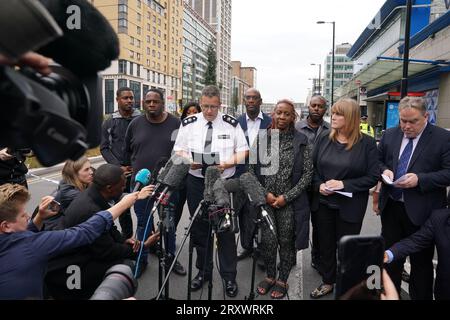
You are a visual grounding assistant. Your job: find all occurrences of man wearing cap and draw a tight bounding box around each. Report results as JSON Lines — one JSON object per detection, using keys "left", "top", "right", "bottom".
{"left": 360, "top": 115, "right": 375, "bottom": 137}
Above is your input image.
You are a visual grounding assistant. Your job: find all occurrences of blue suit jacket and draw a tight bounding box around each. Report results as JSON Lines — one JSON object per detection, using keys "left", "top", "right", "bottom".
{"left": 389, "top": 209, "right": 450, "bottom": 300}
{"left": 378, "top": 124, "right": 450, "bottom": 226}
{"left": 235, "top": 112, "right": 272, "bottom": 177}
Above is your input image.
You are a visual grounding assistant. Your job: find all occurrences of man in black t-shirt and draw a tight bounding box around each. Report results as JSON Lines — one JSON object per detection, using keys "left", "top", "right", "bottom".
{"left": 123, "top": 88, "right": 184, "bottom": 277}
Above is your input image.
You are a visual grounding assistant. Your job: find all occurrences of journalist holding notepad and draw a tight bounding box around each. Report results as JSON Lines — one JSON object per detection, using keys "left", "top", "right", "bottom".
{"left": 310, "top": 98, "right": 379, "bottom": 298}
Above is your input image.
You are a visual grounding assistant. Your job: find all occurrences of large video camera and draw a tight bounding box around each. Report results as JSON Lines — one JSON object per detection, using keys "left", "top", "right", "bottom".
{"left": 0, "top": 0, "right": 119, "bottom": 166}
{"left": 90, "top": 264, "right": 138, "bottom": 300}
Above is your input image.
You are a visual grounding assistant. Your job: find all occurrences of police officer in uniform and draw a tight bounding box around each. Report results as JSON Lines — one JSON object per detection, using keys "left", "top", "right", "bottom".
{"left": 360, "top": 115, "right": 375, "bottom": 137}
{"left": 173, "top": 85, "right": 249, "bottom": 297}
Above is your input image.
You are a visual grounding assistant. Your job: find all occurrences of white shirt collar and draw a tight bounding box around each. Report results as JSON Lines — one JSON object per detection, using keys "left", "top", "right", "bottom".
{"left": 246, "top": 111, "right": 263, "bottom": 122}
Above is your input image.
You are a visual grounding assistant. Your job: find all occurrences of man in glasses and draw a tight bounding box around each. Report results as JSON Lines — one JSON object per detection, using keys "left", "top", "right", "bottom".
{"left": 173, "top": 85, "right": 249, "bottom": 297}
{"left": 295, "top": 95, "right": 330, "bottom": 275}
{"left": 235, "top": 88, "right": 272, "bottom": 262}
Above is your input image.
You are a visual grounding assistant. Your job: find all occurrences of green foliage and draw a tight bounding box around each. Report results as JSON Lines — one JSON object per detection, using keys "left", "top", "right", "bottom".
{"left": 204, "top": 44, "right": 217, "bottom": 86}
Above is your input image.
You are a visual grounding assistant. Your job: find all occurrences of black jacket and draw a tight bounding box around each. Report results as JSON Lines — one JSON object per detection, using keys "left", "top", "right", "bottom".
{"left": 100, "top": 109, "right": 141, "bottom": 165}
{"left": 312, "top": 133, "right": 380, "bottom": 224}
{"left": 63, "top": 185, "right": 135, "bottom": 262}
{"left": 0, "top": 152, "right": 28, "bottom": 183}
{"left": 389, "top": 209, "right": 450, "bottom": 300}
{"left": 378, "top": 124, "right": 450, "bottom": 226}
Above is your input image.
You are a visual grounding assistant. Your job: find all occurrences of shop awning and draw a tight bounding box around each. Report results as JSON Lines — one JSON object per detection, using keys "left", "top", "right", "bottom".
{"left": 337, "top": 58, "right": 435, "bottom": 98}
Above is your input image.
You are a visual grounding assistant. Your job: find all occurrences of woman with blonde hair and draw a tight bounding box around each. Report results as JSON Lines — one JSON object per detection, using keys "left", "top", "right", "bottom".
{"left": 35, "top": 156, "right": 93, "bottom": 231}
{"left": 310, "top": 98, "right": 380, "bottom": 298}
{"left": 249, "top": 99, "right": 313, "bottom": 299}
{"left": 57, "top": 156, "right": 93, "bottom": 211}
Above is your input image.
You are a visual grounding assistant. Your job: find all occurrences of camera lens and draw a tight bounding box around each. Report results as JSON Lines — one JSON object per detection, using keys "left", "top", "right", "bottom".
{"left": 90, "top": 264, "right": 138, "bottom": 300}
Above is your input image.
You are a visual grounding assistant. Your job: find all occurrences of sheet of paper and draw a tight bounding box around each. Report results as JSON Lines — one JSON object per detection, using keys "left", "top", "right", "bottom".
{"left": 325, "top": 188, "right": 353, "bottom": 198}
{"left": 382, "top": 174, "right": 407, "bottom": 185}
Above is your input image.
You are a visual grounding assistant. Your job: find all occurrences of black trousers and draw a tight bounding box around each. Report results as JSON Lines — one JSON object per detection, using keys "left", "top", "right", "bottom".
{"left": 186, "top": 174, "right": 237, "bottom": 281}
{"left": 316, "top": 204, "right": 363, "bottom": 285}
{"left": 119, "top": 175, "right": 133, "bottom": 239}
{"left": 238, "top": 199, "right": 256, "bottom": 251}
{"left": 381, "top": 198, "right": 434, "bottom": 300}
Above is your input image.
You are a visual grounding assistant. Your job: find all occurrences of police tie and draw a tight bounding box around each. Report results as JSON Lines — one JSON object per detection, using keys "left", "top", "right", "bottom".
{"left": 204, "top": 121, "right": 213, "bottom": 153}
{"left": 391, "top": 138, "right": 413, "bottom": 201}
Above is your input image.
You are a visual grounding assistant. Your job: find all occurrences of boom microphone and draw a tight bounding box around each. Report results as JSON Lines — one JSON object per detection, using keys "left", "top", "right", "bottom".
{"left": 213, "top": 179, "right": 230, "bottom": 208}
{"left": 224, "top": 179, "right": 246, "bottom": 213}
{"left": 132, "top": 169, "right": 151, "bottom": 192}
{"left": 239, "top": 173, "right": 276, "bottom": 237}
{"left": 37, "top": 0, "right": 120, "bottom": 76}
{"left": 203, "top": 166, "right": 221, "bottom": 204}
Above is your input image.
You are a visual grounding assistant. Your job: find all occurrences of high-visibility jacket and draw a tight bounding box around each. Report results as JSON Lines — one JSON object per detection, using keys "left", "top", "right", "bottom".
{"left": 360, "top": 122, "right": 375, "bottom": 137}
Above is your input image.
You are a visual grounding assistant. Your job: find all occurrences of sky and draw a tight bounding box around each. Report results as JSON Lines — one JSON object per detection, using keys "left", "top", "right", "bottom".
{"left": 231, "top": 0, "right": 387, "bottom": 104}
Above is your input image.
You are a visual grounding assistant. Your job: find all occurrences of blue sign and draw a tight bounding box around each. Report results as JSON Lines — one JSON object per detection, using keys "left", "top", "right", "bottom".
{"left": 386, "top": 101, "right": 399, "bottom": 129}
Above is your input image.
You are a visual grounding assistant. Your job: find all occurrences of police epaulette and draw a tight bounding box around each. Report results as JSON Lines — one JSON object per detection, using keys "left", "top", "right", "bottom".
{"left": 182, "top": 115, "right": 198, "bottom": 126}
{"left": 222, "top": 114, "right": 238, "bottom": 127}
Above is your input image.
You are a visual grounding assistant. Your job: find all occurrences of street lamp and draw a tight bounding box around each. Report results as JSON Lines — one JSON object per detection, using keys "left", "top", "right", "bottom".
{"left": 317, "top": 20, "right": 335, "bottom": 106}
{"left": 400, "top": 0, "right": 413, "bottom": 98}
{"left": 310, "top": 63, "right": 322, "bottom": 95}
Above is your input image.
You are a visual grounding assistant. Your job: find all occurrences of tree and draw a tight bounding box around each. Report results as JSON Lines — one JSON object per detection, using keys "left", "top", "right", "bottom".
{"left": 204, "top": 44, "right": 217, "bottom": 86}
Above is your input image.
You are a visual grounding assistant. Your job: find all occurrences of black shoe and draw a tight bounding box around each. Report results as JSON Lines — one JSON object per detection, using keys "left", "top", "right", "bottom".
{"left": 190, "top": 272, "right": 210, "bottom": 291}
{"left": 172, "top": 260, "right": 187, "bottom": 276}
{"left": 225, "top": 280, "right": 238, "bottom": 297}
{"left": 237, "top": 248, "right": 253, "bottom": 261}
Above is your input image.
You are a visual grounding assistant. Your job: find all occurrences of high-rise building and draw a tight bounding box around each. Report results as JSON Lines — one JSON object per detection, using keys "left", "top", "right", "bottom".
{"left": 185, "top": 0, "right": 232, "bottom": 107}
{"left": 231, "top": 61, "right": 257, "bottom": 115}
{"left": 182, "top": 3, "right": 216, "bottom": 104}
{"left": 323, "top": 42, "right": 354, "bottom": 104}
{"left": 92, "top": 0, "right": 183, "bottom": 114}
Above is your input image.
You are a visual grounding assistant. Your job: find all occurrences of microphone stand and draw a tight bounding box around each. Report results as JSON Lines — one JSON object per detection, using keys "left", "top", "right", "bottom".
{"left": 245, "top": 208, "right": 263, "bottom": 300}
{"left": 156, "top": 200, "right": 207, "bottom": 300}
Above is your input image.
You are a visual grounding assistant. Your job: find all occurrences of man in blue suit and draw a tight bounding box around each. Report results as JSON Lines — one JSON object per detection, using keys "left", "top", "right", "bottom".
{"left": 378, "top": 96, "right": 450, "bottom": 300}
{"left": 236, "top": 88, "right": 272, "bottom": 260}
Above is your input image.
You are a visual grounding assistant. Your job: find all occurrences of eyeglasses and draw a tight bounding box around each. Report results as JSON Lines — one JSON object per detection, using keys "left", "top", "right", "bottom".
{"left": 201, "top": 105, "right": 220, "bottom": 110}
{"left": 245, "top": 95, "right": 260, "bottom": 100}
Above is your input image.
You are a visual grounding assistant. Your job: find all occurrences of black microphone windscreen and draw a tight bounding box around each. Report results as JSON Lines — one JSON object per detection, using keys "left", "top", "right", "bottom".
{"left": 37, "top": 0, "right": 119, "bottom": 76}
{"left": 203, "top": 166, "right": 221, "bottom": 203}
{"left": 239, "top": 173, "right": 266, "bottom": 207}
{"left": 224, "top": 179, "right": 246, "bottom": 213}
{"left": 161, "top": 160, "right": 190, "bottom": 189}
{"left": 151, "top": 157, "right": 169, "bottom": 185}
{"left": 157, "top": 156, "right": 174, "bottom": 184}
{"left": 213, "top": 179, "right": 230, "bottom": 208}
{"left": 224, "top": 179, "right": 241, "bottom": 193}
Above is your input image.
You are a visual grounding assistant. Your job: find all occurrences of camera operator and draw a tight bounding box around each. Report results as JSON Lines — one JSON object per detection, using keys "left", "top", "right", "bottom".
{"left": 0, "top": 147, "right": 30, "bottom": 188}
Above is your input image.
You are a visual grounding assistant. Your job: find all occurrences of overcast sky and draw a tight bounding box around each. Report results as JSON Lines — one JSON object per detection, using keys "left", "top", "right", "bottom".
{"left": 231, "top": 0, "right": 387, "bottom": 104}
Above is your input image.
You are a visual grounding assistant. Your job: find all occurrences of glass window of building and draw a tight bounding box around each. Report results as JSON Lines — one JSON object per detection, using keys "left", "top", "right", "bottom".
{"left": 104, "top": 80, "right": 114, "bottom": 114}
{"left": 130, "top": 80, "right": 141, "bottom": 109}
{"left": 118, "top": 79, "right": 127, "bottom": 89}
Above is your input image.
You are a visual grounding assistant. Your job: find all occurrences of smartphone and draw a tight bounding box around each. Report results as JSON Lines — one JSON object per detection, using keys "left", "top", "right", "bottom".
{"left": 335, "top": 235, "right": 385, "bottom": 299}
{"left": 47, "top": 200, "right": 61, "bottom": 212}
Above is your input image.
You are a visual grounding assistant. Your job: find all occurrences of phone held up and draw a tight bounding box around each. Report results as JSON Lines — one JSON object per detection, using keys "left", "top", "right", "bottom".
{"left": 336, "top": 235, "right": 385, "bottom": 300}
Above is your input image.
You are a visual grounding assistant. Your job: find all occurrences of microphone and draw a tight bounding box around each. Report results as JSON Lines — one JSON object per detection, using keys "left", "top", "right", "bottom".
{"left": 224, "top": 179, "right": 244, "bottom": 233}
{"left": 132, "top": 169, "right": 151, "bottom": 192}
{"left": 203, "top": 166, "right": 221, "bottom": 204}
{"left": 239, "top": 173, "right": 276, "bottom": 238}
{"left": 149, "top": 157, "right": 170, "bottom": 199}
{"left": 151, "top": 155, "right": 190, "bottom": 210}
{"left": 37, "top": 0, "right": 120, "bottom": 76}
